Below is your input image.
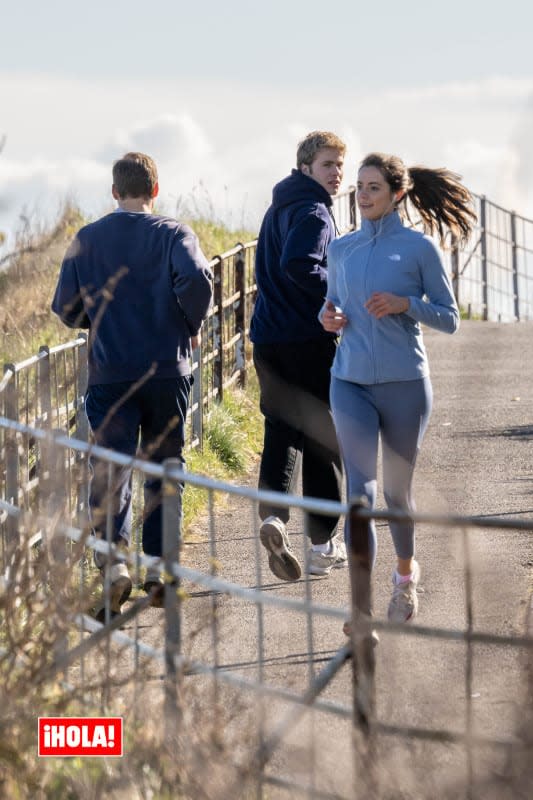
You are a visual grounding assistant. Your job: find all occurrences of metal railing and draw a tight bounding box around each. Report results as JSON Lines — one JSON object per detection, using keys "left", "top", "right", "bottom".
{"left": 447, "top": 194, "right": 533, "bottom": 321}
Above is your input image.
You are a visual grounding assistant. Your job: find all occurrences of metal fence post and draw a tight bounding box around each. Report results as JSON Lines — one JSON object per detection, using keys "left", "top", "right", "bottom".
{"left": 450, "top": 233, "right": 460, "bottom": 308}
{"left": 162, "top": 458, "right": 183, "bottom": 754}
{"left": 73, "top": 335, "right": 89, "bottom": 528}
{"left": 191, "top": 339, "right": 203, "bottom": 450}
{"left": 480, "top": 196, "right": 489, "bottom": 320}
{"left": 348, "top": 499, "right": 375, "bottom": 727}
{"left": 348, "top": 186, "right": 357, "bottom": 231}
{"left": 40, "top": 428, "right": 69, "bottom": 668}
{"left": 235, "top": 246, "right": 247, "bottom": 387}
{"left": 75, "top": 334, "right": 89, "bottom": 443}
{"left": 3, "top": 364, "right": 19, "bottom": 543}
{"left": 38, "top": 346, "right": 52, "bottom": 428}
{"left": 510, "top": 211, "right": 520, "bottom": 321}
{"left": 213, "top": 257, "right": 224, "bottom": 403}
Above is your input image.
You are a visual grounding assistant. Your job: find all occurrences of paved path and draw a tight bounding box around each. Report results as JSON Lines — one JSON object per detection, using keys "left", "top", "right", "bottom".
{"left": 122, "top": 321, "right": 533, "bottom": 799}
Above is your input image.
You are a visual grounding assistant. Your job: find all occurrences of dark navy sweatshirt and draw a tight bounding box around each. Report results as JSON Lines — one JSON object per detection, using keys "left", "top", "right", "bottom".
{"left": 51, "top": 211, "right": 213, "bottom": 385}
{"left": 250, "top": 169, "right": 336, "bottom": 344}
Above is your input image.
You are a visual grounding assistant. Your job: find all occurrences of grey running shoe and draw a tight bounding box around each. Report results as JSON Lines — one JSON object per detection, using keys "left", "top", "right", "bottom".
{"left": 387, "top": 560, "right": 421, "bottom": 623}
{"left": 308, "top": 535, "right": 348, "bottom": 576}
{"left": 259, "top": 516, "right": 302, "bottom": 581}
{"left": 94, "top": 562, "right": 132, "bottom": 623}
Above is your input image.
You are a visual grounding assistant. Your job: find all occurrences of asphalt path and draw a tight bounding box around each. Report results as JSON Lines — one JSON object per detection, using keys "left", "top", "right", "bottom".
{"left": 122, "top": 320, "right": 533, "bottom": 799}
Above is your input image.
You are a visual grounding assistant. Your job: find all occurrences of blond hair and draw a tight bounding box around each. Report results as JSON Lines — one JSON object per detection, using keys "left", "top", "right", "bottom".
{"left": 296, "top": 131, "right": 346, "bottom": 169}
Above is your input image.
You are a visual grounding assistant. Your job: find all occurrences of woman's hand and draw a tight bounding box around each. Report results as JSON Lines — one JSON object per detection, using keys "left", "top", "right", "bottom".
{"left": 365, "top": 292, "right": 409, "bottom": 319}
{"left": 321, "top": 299, "right": 348, "bottom": 332}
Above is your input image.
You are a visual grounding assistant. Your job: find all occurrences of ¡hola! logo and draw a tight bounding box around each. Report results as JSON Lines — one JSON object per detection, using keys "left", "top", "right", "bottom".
{"left": 38, "top": 717, "right": 123, "bottom": 757}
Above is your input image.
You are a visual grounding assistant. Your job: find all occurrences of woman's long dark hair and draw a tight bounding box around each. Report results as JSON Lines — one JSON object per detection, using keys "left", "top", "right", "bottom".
{"left": 360, "top": 152, "right": 477, "bottom": 246}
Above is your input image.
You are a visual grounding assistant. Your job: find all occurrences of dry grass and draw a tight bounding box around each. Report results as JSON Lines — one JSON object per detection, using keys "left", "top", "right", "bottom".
{"left": 0, "top": 203, "right": 255, "bottom": 366}
{"left": 0, "top": 204, "right": 85, "bottom": 363}
{"left": 0, "top": 511, "right": 258, "bottom": 800}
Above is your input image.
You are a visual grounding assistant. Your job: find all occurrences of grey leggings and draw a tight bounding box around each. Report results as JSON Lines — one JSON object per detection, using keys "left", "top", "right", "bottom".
{"left": 330, "top": 376, "right": 433, "bottom": 567}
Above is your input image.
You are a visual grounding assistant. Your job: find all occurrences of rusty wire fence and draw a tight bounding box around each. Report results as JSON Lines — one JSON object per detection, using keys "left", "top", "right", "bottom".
{"left": 0, "top": 417, "right": 531, "bottom": 798}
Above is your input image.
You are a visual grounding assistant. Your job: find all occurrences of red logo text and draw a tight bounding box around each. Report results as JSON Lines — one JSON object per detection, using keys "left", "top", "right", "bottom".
{"left": 38, "top": 717, "right": 123, "bottom": 757}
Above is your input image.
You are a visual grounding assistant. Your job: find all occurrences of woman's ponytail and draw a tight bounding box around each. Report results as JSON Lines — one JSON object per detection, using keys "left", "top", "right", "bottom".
{"left": 360, "top": 153, "right": 477, "bottom": 247}
{"left": 406, "top": 166, "right": 476, "bottom": 247}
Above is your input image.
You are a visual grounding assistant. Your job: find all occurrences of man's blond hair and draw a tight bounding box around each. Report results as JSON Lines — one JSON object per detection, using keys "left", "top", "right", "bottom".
{"left": 296, "top": 131, "right": 346, "bottom": 169}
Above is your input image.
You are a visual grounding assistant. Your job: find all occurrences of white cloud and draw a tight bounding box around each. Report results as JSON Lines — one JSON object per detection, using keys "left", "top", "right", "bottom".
{"left": 1, "top": 74, "right": 533, "bottom": 254}
{"left": 100, "top": 114, "right": 213, "bottom": 164}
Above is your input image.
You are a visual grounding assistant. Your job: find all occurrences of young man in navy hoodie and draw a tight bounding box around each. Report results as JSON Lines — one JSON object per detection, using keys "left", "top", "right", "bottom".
{"left": 52, "top": 152, "right": 212, "bottom": 619}
{"left": 250, "top": 131, "right": 346, "bottom": 581}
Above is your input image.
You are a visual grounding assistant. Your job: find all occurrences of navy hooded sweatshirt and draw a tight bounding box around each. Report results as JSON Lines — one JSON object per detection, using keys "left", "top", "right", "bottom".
{"left": 250, "top": 169, "right": 337, "bottom": 344}
{"left": 51, "top": 211, "right": 213, "bottom": 385}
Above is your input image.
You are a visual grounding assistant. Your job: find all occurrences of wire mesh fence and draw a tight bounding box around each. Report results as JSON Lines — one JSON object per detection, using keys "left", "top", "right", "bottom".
{"left": 0, "top": 415, "right": 531, "bottom": 798}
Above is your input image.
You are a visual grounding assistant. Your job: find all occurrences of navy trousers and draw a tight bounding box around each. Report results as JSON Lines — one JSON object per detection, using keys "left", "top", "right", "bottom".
{"left": 85, "top": 376, "right": 191, "bottom": 557}
{"left": 253, "top": 338, "right": 342, "bottom": 544}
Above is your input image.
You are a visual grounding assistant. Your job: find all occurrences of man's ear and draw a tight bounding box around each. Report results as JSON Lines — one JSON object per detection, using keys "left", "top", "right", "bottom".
{"left": 301, "top": 165, "right": 310, "bottom": 175}
{"left": 111, "top": 184, "right": 120, "bottom": 200}
{"left": 152, "top": 181, "right": 159, "bottom": 199}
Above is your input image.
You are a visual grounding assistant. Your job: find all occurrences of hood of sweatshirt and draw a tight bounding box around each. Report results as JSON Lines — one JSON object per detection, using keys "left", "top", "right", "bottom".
{"left": 271, "top": 168, "right": 333, "bottom": 211}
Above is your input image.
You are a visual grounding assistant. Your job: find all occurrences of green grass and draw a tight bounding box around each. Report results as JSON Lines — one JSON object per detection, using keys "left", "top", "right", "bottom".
{"left": 183, "top": 374, "right": 262, "bottom": 535}
{"left": 459, "top": 304, "right": 483, "bottom": 320}
{"left": 183, "top": 216, "right": 256, "bottom": 258}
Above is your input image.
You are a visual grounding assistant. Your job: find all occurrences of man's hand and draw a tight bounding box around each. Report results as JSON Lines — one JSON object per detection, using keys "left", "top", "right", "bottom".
{"left": 321, "top": 299, "right": 348, "bottom": 332}
{"left": 365, "top": 292, "right": 409, "bottom": 319}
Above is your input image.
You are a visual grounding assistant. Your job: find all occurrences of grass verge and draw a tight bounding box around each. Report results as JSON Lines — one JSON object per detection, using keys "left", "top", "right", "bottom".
{"left": 183, "top": 373, "right": 262, "bottom": 536}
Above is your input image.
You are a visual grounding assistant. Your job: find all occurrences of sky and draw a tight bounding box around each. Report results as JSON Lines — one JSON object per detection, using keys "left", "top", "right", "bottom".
{"left": 1, "top": 0, "right": 533, "bottom": 250}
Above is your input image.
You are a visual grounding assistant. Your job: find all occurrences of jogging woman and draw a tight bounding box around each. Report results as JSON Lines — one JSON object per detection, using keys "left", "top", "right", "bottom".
{"left": 320, "top": 152, "right": 476, "bottom": 626}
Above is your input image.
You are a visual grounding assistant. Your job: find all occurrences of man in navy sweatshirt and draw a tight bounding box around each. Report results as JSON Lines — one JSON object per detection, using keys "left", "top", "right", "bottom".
{"left": 52, "top": 152, "right": 212, "bottom": 619}
{"left": 250, "top": 131, "right": 346, "bottom": 581}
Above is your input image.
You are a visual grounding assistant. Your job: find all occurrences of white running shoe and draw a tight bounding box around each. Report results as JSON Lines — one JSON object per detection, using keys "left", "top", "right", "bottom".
{"left": 387, "top": 560, "right": 421, "bottom": 623}
{"left": 308, "top": 536, "right": 348, "bottom": 576}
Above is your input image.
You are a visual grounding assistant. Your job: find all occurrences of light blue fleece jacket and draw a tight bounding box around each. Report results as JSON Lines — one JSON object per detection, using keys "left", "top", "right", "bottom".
{"left": 323, "top": 211, "right": 459, "bottom": 384}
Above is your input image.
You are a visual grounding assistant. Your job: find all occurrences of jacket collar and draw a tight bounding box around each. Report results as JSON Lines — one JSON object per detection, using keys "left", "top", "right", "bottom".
{"left": 360, "top": 210, "right": 404, "bottom": 238}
